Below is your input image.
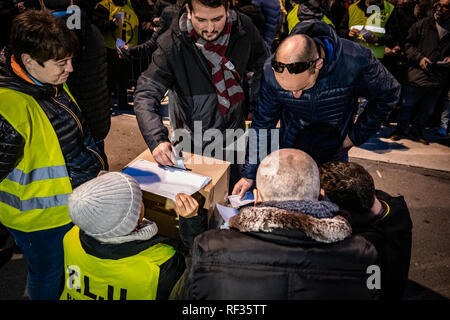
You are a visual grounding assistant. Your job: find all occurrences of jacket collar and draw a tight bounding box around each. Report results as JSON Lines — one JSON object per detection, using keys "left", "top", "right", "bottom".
{"left": 79, "top": 228, "right": 178, "bottom": 260}
{"left": 229, "top": 200, "right": 352, "bottom": 243}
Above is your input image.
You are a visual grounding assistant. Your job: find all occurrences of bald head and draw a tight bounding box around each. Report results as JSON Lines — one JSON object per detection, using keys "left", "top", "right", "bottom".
{"left": 256, "top": 149, "right": 320, "bottom": 202}
{"left": 275, "top": 34, "right": 319, "bottom": 64}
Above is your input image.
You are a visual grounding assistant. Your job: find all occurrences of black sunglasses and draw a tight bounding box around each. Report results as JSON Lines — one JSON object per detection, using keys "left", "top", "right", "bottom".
{"left": 271, "top": 58, "right": 320, "bottom": 74}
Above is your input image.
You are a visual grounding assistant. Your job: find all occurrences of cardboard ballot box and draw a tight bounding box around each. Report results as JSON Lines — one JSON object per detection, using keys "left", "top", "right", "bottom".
{"left": 124, "top": 149, "right": 230, "bottom": 240}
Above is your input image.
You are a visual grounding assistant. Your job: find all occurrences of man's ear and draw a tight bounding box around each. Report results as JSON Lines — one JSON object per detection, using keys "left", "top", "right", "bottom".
{"left": 315, "top": 58, "right": 324, "bottom": 71}
{"left": 185, "top": 3, "right": 192, "bottom": 19}
{"left": 253, "top": 189, "right": 262, "bottom": 205}
{"left": 318, "top": 188, "right": 326, "bottom": 201}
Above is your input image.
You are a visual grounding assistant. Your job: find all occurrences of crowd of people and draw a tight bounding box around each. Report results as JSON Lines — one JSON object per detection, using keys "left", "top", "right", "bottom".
{"left": 0, "top": 0, "right": 448, "bottom": 300}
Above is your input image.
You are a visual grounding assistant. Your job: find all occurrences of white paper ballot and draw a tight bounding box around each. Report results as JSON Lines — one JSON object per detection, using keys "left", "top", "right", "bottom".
{"left": 171, "top": 148, "right": 186, "bottom": 170}
{"left": 216, "top": 204, "right": 238, "bottom": 222}
{"left": 228, "top": 191, "right": 254, "bottom": 208}
{"left": 123, "top": 159, "right": 211, "bottom": 200}
{"left": 116, "top": 38, "right": 126, "bottom": 50}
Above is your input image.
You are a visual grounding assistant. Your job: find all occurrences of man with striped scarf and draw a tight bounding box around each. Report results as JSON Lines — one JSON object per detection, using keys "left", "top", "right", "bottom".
{"left": 134, "top": 0, "right": 268, "bottom": 190}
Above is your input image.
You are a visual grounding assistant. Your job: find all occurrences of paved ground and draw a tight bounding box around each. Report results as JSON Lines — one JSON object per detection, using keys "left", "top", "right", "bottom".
{"left": 0, "top": 113, "right": 449, "bottom": 300}
{"left": 349, "top": 125, "right": 450, "bottom": 172}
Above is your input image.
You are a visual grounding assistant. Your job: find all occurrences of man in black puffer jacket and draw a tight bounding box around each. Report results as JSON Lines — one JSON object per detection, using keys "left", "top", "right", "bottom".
{"left": 171, "top": 149, "right": 380, "bottom": 300}
{"left": 233, "top": 19, "right": 400, "bottom": 198}
{"left": 0, "top": 10, "right": 106, "bottom": 300}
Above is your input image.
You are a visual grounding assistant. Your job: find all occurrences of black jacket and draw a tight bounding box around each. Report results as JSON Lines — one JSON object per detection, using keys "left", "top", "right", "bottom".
{"left": 133, "top": 9, "right": 269, "bottom": 152}
{"left": 66, "top": 12, "right": 111, "bottom": 144}
{"left": 0, "top": 48, "right": 106, "bottom": 188}
{"left": 183, "top": 202, "right": 380, "bottom": 300}
{"left": 405, "top": 17, "right": 450, "bottom": 88}
{"left": 127, "top": 2, "right": 180, "bottom": 59}
{"left": 356, "top": 190, "right": 413, "bottom": 300}
{"left": 0, "top": 0, "right": 21, "bottom": 49}
{"left": 234, "top": 1, "right": 265, "bottom": 33}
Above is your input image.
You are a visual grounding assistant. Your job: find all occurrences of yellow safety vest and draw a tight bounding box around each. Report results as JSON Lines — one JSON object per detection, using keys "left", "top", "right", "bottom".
{"left": 348, "top": 0, "right": 394, "bottom": 58}
{"left": 287, "top": 4, "right": 335, "bottom": 34}
{"left": 0, "top": 84, "right": 77, "bottom": 232}
{"left": 60, "top": 226, "right": 176, "bottom": 300}
{"left": 96, "top": 0, "right": 139, "bottom": 49}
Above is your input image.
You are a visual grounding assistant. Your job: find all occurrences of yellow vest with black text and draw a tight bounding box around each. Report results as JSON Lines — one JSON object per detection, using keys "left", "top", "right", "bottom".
{"left": 60, "top": 226, "right": 176, "bottom": 300}
{"left": 0, "top": 84, "right": 77, "bottom": 232}
{"left": 287, "top": 4, "right": 335, "bottom": 34}
{"left": 348, "top": 0, "right": 394, "bottom": 59}
{"left": 96, "top": 0, "right": 139, "bottom": 49}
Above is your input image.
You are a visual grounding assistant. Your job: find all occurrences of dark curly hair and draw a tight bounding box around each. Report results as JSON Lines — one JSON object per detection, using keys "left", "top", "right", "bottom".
{"left": 319, "top": 161, "right": 375, "bottom": 214}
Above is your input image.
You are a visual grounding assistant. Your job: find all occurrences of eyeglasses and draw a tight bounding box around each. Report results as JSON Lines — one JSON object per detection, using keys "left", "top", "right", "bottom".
{"left": 271, "top": 58, "right": 320, "bottom": 74}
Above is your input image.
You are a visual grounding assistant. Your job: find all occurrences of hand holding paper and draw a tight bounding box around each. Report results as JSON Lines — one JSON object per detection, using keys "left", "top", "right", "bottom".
{"left": 116, "top": 38, "right": 126, "bottom": 50}
{"left": 152, "top": 142, "right": 175, "bottom": 166}
{"left": 113, "top": 12, "right": 125, "bottom": 25}
{"left": 228, "top": 191, "right": 254, "bottom": 208}
{"left": 175, "top": 193, "right": 199, "bottom": 218}
{"left": 171, "top": 147, "right": 186, "bottom": 170}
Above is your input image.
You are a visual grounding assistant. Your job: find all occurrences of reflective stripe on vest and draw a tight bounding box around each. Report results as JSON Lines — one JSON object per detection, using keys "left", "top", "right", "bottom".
{"left": 60, "top": 226, "right": 176, "bottom": 300}
{"left": 95, "top": 0, "right": 139, "bottom": 49}
{"left": 0, "top": 85, "right": 73, "bottom": 232}
{"left": 348, "top": 0, "right": 394, "bottom": 58}
{"left": 0, "top": 190, "right": 70, "bottom": 211}
{"left": 6, "top": 165, "right": 68, "bottom": 185}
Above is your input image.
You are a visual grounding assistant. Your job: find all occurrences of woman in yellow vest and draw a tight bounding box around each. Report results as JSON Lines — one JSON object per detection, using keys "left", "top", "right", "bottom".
{"left": 0, "top": 10, "right": 106, "bottom": 299}
{"left": 345, "top": 0, "right": 395, "bottom": 59}
{"left": 92, "top": 0, "right": 139, "bottom": 110}
{"left": 61, "top": 172, "right": 199, "bottom": 300}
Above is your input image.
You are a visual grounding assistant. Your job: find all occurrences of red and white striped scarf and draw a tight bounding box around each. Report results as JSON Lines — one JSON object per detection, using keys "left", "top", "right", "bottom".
{"left": 184, "top": 11, "right": 245, "bottom": 115}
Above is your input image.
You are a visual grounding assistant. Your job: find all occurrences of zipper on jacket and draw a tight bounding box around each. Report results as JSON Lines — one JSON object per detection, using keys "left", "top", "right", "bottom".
{"left": 52, "top": 97, "right": 106, "bottom": 170}
{"left": 86, "top": 146, "right": 106, "bottom": 170}
{"left": 51, "top": 97, "right": 84, "bottom": 137}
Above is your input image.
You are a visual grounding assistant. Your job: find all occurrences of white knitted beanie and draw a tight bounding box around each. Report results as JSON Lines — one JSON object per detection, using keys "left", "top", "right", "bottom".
{"left": 68, "top": 172, "right": 143, "bottom": 239}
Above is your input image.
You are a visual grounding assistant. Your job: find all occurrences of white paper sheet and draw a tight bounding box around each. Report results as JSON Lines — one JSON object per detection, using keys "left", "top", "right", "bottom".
{"left": 123, "top": 159, "right": 211, "bottom": 200}
{"left": 228, "top": 191, "right": 255, "bottom": 208}
{"left": 171, "top": 148, "right": 186, "bottom": 170}
{"left": 216, "top": 204, "right": 238, "bottom": 222}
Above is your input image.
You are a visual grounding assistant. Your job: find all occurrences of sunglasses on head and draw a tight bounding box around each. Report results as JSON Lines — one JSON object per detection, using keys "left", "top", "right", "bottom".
{"left": 271, "top": 58, "right": 320, "bottom": 74}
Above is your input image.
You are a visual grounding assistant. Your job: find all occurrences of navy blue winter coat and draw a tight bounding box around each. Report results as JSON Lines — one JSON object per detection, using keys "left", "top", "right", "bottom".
{"left": 242, "top": 20, "right": 400, "bottom": 179}
{"left": 252, "top": 0, "right": 281, "bottom": 48}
